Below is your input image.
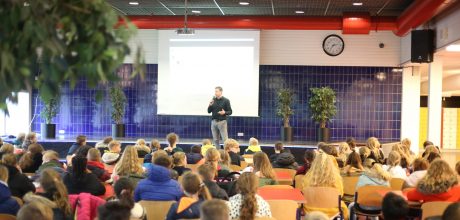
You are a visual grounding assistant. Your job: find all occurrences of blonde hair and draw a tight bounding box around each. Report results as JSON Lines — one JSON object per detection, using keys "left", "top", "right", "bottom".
{"left": 205, "top": 148, "right": 221, "bottom": 171}
{"left": 423, "top": 145, "right": 440, "bottom": 158}
{"left": 0, "top": 143, "right": 14, "bottom": 154}
{"left": 1, "top": 153, "right": 17, "bottom": 166}
{"left": 108, "top": 140, "right": 121, "bottom": 150}
{"left": 152, "top": 150, "right": 168, "bottom": 163}
{"left": 173, "top": 152, "right": 186, "bottom": 166}
{"left": 0, "top": 165, "right": 8, "bottom": 182}
{"left": 249, "top": 137, "right": 258, "bottom": 146}
{"left": 253, "top": 151, "right": 276, "bottom": 179}
{"left": 17, "top": 200, "right": 54, "bottom": 220}
{"left": 363, "top": 159, "right": 391, "bottom": 181}
{"left": 359, "top": 146, "right": 370, "bottom": 159}
{"left": 224, "top": 138, "right": 239, "bottom": 151}
{"left": 338, "top": 142, "right": 350, "bottom": 155}
{"left": 42, "top": 150, "right": 59, "bottom": 162}
{"left": 391, "top": 144, "right": 410, "bottom": 164}
{"left": 218, "top": 149, "right": 231, "bottom": 168}
{"left": 40, "top": 169, "right": 72, "bottom": 216}
{"left": 417, "top": 159, "right": 458, "bottom": 194}
{"left": 150, "top": 139, "right": 161, "bottom": 150}
{"left": 202, "top": 139, "right": 212, "bottom": 146}
{"left": 401, "top": 138, "right": 411, "bottom": 149}
{"left": 366, "top": 137, "right": 383, "bottom": 161}
{"left": 87, "top": 148, "right": 102, "bottom": 162}
{"left": 386, "top": 151, "right": 401, "bottom": 168}
{"left": 303, "top": 152, "right": 342, "bottom": 188}
{"left": 136, "top": 139, "right": 146, "bottom": 146}
{"left": 114, "top": 146, "right": 143, "bottom": 176}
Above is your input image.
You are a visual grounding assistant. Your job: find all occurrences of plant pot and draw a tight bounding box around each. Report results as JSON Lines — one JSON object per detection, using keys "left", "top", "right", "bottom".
{"left": 112, "top": 124, "right": 125, "bottom": 138}
{"left": 40, "top": 123, "right": 56, "bottom": 139}
{"left": 281, "top": 127, "right": 293, "bottom": 142}
{"left": 318, "top": 127, "right": 330, "bottom": 142}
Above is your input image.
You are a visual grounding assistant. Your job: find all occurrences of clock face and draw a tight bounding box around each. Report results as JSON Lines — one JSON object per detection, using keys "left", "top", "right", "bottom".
{"left": 322, "top": 34, "right": 345, "bottom": 56}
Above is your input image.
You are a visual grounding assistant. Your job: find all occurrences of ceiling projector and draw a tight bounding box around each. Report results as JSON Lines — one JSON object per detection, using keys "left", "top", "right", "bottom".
{"left": 176, "top": 28, "right": 195, "bottom": 35}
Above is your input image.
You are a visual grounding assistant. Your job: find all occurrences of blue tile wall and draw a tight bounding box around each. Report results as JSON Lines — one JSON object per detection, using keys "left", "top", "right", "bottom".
{"left": 31, "top": 64, "right": 402, "bottom": 142}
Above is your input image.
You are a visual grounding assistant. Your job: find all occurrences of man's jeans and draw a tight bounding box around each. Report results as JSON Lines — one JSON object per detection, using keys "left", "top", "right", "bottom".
{"left": 211, "top": 119, "right": 228, "bottom": 148}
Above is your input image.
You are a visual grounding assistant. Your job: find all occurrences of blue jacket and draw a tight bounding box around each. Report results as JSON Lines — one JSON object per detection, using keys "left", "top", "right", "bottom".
{"left": 166, "top": 197, "right": 203, "bottom": 220}
{"left": 134, "top": 165, "right": 182, "bottom": 202}
{"left": 0, "top": 181, "right": 20, "bottom": 215}
{"left": 186, "top": 153, "right": 203, "bottom": 164}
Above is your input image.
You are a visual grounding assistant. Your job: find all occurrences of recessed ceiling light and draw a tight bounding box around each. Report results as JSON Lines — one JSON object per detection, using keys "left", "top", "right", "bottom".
{"left": 446, "top": 44, "right": 460, "bottom": 52}
{"left": 239, "top": 2, "right": 250, "bottom": 6}
{"left": 295, "top": 10, "right": 304, "bottom": 14}
{"left": 191, "top": 10, "right": 201, "bottom": 14}
{"left": 129, "top": 1, "right": 139, "bottom": 5}
{"left": 353, "top": 2, "right": 363, "bottom": 6}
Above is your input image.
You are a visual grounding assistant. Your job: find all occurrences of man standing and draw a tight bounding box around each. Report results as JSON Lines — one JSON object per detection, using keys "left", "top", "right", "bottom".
{"left": 207, "top": 86, "right": 232, "bottom": 148}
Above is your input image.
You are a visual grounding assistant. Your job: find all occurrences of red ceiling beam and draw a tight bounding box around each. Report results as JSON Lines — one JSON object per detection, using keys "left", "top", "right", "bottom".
{"left": 394, "top": 0, "right": 447, "bottom": 36}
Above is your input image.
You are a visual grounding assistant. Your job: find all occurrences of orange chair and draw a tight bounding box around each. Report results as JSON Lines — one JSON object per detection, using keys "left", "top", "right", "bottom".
{"left": 139, "top": 200, "right": 175, "bottom": 220}
{"left": 341, "top": 175, "right": 360, "bottom": 203}
{"left": 303, "top": 187, "right": 342, "bottom": 219}
{"left": 0, "top": 214, "right": 16, "bottom": 220}
{"left": 230, "top": 164, "right": 243, "bottom": 172}
{"left": 354, "top": 185, "right": 392, "bottom": 218}
{"left": 294, "top": 175, "right": 304, "bottom": 190}
{"left": 260, "top": 185, "right": 294, "bottom": 190}
{"left": 421, "top": 201, "right": 452, "bottom": 220}
{"left": 267, "top": 200, "right": 298, "bottom": 220}
{"left": 273, "top": 168, "right": 296, "bottom": 179}
{"left": 390, "top": 178, "right": 405, "bottom": 190}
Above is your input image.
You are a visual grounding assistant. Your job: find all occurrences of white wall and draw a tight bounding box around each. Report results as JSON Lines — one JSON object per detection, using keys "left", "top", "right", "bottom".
{"left": 400, "top": 67, "right": 421, "bottom": 154}
{"left": 434, "top": 7, "right": 460, "bottom": 50}
{"left": 126, "top": 29, "right": 401, "bottom": 67}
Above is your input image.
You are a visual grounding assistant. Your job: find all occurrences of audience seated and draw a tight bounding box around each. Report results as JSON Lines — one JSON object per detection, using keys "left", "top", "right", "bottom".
{"left": 382, "top": 151, "right": 407, "bottom": 179}
{"left": 63, "top": 156, "right": 106, "bottom": 196}
{"left": 407, "top": 159, "right": 460, "bottom": 202}
{"left": 393, "top": 142, "right": 413, "bottom": 168}
{"left": 164, "top": 133, "right": 184, "bottom": 155}
{"left": 86, "top": 148, "right": 111, "bottom": 182}
{"left": 346, "top": 137, "right": 357, "bottom": 151}
{"left": 342, "top": 151, "right": 364, "bottom": 174}
{"left": 21, "top": 132, "right": 38, "bottom": 150}
{"left": 12, "top": 132, "right": 26, "bottom": 147}
{"left": 296, "top": 149, "right": 316, "bottom": 175}
{"left": 224, "top": 138, "right": 243, "bottom": 166}
{"left": 102, "top": 140, "right": 122, "bottom": 165}
{"left": 143, "top": 139, "right": 162, "bottom": 163}
{"left": 172, "top": 152, "right": 191, "bottom": 176}
{"left": 134, "top": 155, "right": 182, "bottom": 201}
{"left": 405, "top": 158, "right": 429, "bottom": 188}
{"left": 337, "top": 142, "right": 351, "bottom": 165}
{"left": 382, "top": 192, "right": 409, "bottom": 220}
{"left": 166, "top": 172, "right": 212, "bottom": 220}
{"left": 205, "top": 148, "right": 230, "bottom": 178}
{"left": 38, "top": 150, "right": 65, "bottom": 174}
{"left": 16, "top": 200, "right": 53, "bottom": 220}
{"left": 200, "top": 199, "right": 230, "bottom": 220}
{"left": 426, "top": 151, "right": 442, "bottom": 163}
{"left": 95, "top": 136, "right": 113, "bottom": 150}
{"left": 109, "top": 177, "right": 146, "bottom": 220}
{"left": 365, "top": 137, "right": 385, "bottom": 164}
{"left": 98, "top": 199, "right": 132, "bottom": 220}
{"left": 0, "top": 143, "right": 14, "bottom": 159}
{"left": 227, "top": 172, "right": 272, "bottom": 219}
{"left": 244, "top": 137, "right": 261, "bottom": 154}
{"left": 36, "top": 169, "right": 73, "bottom": 220}
{"left": 442, "top": 202, "right": 460, "bottom": 220}
{"left": 422, "top": 145, "right": 440, "bottom": 159}
{"left": 198, "top": 164, "right": 228, "bottom": 200}
{"left": 187, "top": 145, "right": 204, "bottom": 164}
{"left": 134, "top": 139, "right": 150, "bottom": 158}
{"left": 1, "top": 153, "right": 35, "bottom": 198}
{"left": 218, "top": 149, "right": 232, "bottom": 171}
{"left": 19, "top": 143, "right": 44, "bottom": 173}
{"left": 0, "top": 164, "right": 20, "bottom": 215}
{"left": 112, "top": 146, "right": 146, "bottom": 185}
{"left": 269, "top": 142, "right": 284, "bottom": 163}
{"left": 252, "top": 151, "right": 278, "bottom": 186}
{"left": 356, "top": 159, "right": 391, "bottom": 189}
{"left": 66, "top": 135, "right": 87, "bottom": 161}
{"left": 272, "top": 148, "right": 298, "bottom": 170}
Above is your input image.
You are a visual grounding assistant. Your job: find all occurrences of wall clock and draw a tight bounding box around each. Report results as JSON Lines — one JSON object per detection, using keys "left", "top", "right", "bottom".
{"left": 322, "top": 34, "right": 345, "bottom": 56}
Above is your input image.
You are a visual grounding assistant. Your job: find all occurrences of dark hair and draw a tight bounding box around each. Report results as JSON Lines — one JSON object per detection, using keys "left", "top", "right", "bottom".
{"left": 154, "top": 155, "right": 172, "bottom": 168}
{"left": 215, "top": 86, "right": 223, "bottom": 92}
{"left": 76, "top": 135, "right": 87, "bottom": 146}
{"left": 98, "top": 201, "right": 131, "bottom": 220}
{"left": 200, "top": 199, "right": 229, "bottom": 220}
{"left": 346, "top": 151, "right": 362, "bottom": 169}
{"left": 75, "top": 145, "right": 92, "bottom": 158}
{"left": 423, "top": 140, "right": 434, "bottom": 149}
{"left": 274, "top": 142, "right": 284, "bottom": 152}
{"left": 166, "top": 133, "right": 178, "bottom": 146}
{"left": 191, "top": 145, "right": 201, "bottom": 154}
{"left": 113, "top": 177, "right": 135, "bottom": 209}
{"left": 413, "top": 158, "right": 429, "bottom": 172}
{"left": 442, "top": 202, "right": 460, "bottom": 220}
{"left": 382, "top": 192, "right": 409, "bottom": 220}
{"left": 427, "top": 152, "right": 441, "bottom": 163}
{"left": 103, "top": 136, "right": 113, "bottom": 144}
{"left": 71, "top": 156, "right": 87, "bottom": 181}
{"left": 198, "top": 164, "right": 216, "bottom": 181}
{"left": 304, "top": 150, "right": 316, "bottom": 163}
{"left": 346, "top": 137, "right": 356, "bottom": 148}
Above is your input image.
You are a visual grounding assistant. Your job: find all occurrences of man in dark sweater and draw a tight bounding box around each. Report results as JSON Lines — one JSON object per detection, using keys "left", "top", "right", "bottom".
{"left": 207, "top": 86, "right": 232, "bottom": 148}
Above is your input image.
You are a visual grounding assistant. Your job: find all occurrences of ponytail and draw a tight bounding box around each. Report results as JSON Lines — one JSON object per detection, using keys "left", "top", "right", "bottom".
{"left": 240, "top": 192, "right": 258, "bottom": 220}
{"left": 237, "top": 172, "right": 259, "bottom": 220}
{"left": 40, "top": 169, "right": 72, "bottom": 216}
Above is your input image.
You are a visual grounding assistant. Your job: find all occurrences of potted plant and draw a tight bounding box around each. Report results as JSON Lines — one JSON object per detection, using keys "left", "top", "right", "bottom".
{"left": 276, "top": 89, "right": 294, "bottom": 142}
{"left": 110, "top": 86, "right": 127, "bottom": 138}
{"left": 40, "top": 93, "right": 61, "bottom": 139}
{"left": 308, "top": 87, "right": 337, "bottom": 142}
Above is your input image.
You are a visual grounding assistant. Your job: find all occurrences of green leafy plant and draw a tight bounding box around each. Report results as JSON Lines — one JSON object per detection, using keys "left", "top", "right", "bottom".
{"left": 0, "top": 0, "right": 144, "bottom": 114}
{"left": 308, "top": 87, "right": 337, "bottom": 128}
{"left": 109, "top": 86, "right": 127, "bottom": 124}
{"left": 276, "top": 89, "right": 294, "bottom": 127}
{"left": 40, "top": 93, "right": 61, "bottom": 124}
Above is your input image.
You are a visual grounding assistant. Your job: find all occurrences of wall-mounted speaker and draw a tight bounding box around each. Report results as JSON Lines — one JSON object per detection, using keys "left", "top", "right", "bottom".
{"left": 411, "top": 30, "right": 434, "bottom": 63}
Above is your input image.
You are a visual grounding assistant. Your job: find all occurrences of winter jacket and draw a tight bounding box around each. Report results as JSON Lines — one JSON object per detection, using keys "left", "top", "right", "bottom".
{"left": 406, "top": 186, "right": 460, "bottom": 202}
{"left": 63, "top": 172, "right": 106, "bottom": 196}
{"left": 134, "top": 164, "right": 183, "bottom": 202}
{"left": 5, "top": 165, "right": 35, "bottom": 198}
{"left": 245, "top": 145, "right": 261, "bottom": 154}
{"left": 173, "top": 166, "right": 192, "bottom": 176}
{"left": 166, "top": 197, "right": 203, "bottom": 220}
{"left": 272, "top": 152, "right": 298, "bottom": 170}
{"left": 229, "top": 151, "right": 243, "bottom": 166}
{"left": 186, "top": 153, "right": 203, "bottom": 164}
{"left": 87, "top": 160, "right": 111, "bottom": 182}
{"left": 201, "top": 144, "right": 215, "bottom": 156}
{"left": 204, "top": 180, "right": 228, "bottom": 200}
{"left": 67, "top": 143, "right": 81, "bottom": 155}
{"left": 0, "top": 181, "right": 20, "bottom": 215}
{"left": 69, "top": 193, "right": 106, "bottom": 220}
{"left": 21, "top": 152, "right": 43, "bottom": 173}
{"left": 355, "top": 173, "right": 390, "bottom": 190}
{"left": 102, "top": 151, "right": 121, "bottom": 165}
{"left": 37, "top": 159, "right": 64, "bottom": 174}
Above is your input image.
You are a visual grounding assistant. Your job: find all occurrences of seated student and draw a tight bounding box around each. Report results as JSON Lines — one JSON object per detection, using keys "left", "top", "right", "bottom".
{"left": 86, "top": 148, "right": 111, "bottom": 182}
{"left": 134, "top": 155, "right": 182, "bottom": 201}
{"left": 205, "top": 148, "right": 230, "bottom": 178}
{"left": 442, "top": 202, "right": 460, "bottom": 220}
{"left": 365, "top": 137, "right": 385, "bottom": 164}
{"left": 0, "top": 165, "right": 20, "bottom": 216}
{"left": 134, "top": 139, "right": 150, "bottom": 158}
{"left": 63, "top": 156, "right": 106, "bottom": 196}
{"left": 21, "top": 132, "right": 38, "bottom": 150}
{"left": 346, "top": 137, "right": 357, "bottom": 151}
{"left": 244, "top": 137, "right": 261, "bottom": 154}
{"left": 296, "top": 149, "right": 316, "bottom": 175}
{"left": 227, "top": 172, "right": 272, "bottom": 219}
{"left": 407, "top": 159, "right": 460, "bottom": 202}
{"left": 337, "top": 142, "right": 352, "bottom": 165}
{"left": 317, "top": 142, "right": 340, "bottom": 168}
{"left": 382, "top": 151, "right": 407, "bottom": 179}
{"left": 166, "top": 172, "right": 212, "bottom": 220}
{"left": 12, "top": 132, "right": 26, "bottom": 147}
{"left": 198, "top": 164, "right": 228, "bottom": 200}
{"left": 37, "top": 150, "right": 66, "bottom": 174}
{"left": 95, "top": 136, "right": 113, "bottom": 150}
{"left": 172, "top": 152, "right": 191, "bottom": 176}
{"left": 252, "top": 152, "right": 278, "bottom": 186}
{"left": 341, "top": 151, "right": 364, "bottom": 175}
{"left": 356, "top": 159, "right": 391, "bottom": 189}
{"left": 269, "top": 142, "right": 284, "bottom": 163}
{"left": 201, "top": 139, "right": 215, "bottom": 157}
{"left": 405, "top": 158, "right": 429, "bottom": 188}
{"left": 224, "top": 139, "right": 243, "bottom": 166}
{"left": 200, "top": 199, "right": 230, "bottom": 220}
{"left": 272, "top": 149, "right": 298, "bottom": 170}
{"left": 392, "top": 143, "right": 412, "bottom": 169}
{"left": 426, "top": 152, "right": 442, "bottom": 164}
{"left": 1, "top": 154, "right": 35, "bottom": 198}
{"left": 422, "top": 144, "right": 440, "bottom": 159}
{"left": 36, "top": 169, "right": 73, "bottom": 220}
{"left": 382, "top": 192, "right": 409, "bottom": 220}
{"left": 187, "top": 145, "right": 204, "bottom": 164}
{"left": 102, "top": 140, "right": 122, "bottom": 165}
{"left": 66, "top": 135, "right": 87, "bottom": 162}
{"left": 0, "top": 143, "right": 14, "bottom": 159}
{"left": 16, "top": 200, "right": 53, "bottom": 220}
{"left": 423, "top": 140, "right": 435, "bottom": 149}
{"left": 98, "top": 200, "right": 132, "bottom": 220}
{"left": 218, "top": 149, "right": 232, "bottom": 171}
{"left": 19, "top": 143, "right": 44, "bottom": 173}
{"left": 109, "top": 177, "right": 146, "bottom": 220}
{"left": 164, "top": 133, "right": 184, "bottom": 155}
{"left": 112, "top": 146, "right": 146, "bottom": 186}
{"left": 143, "top": 139, "right": 161, "bottom": 164}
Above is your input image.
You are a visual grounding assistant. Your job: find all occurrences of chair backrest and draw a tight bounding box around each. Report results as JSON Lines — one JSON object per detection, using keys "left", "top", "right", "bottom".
{"left": 240, "top": 160, "right": 248, "bottom": 169}
{"left": 356, "top": 185, "right": 392, "bottom": 207}
{"left": 11, "top": 196, "right": 23, "bottom": 207}
{"left": 273, "top": 168, "right": 296, "bottom": 179}
{"left": 230, "top": 164, "right": 243, "bottom": 172}
{"left": 303, "top": 187, "right": 341, "bottom": 209}
{"left": 254, "top": 217, "right": 277, "bottom": 220}
{"left": 294, "top": 175, "right": 304, "bottom": 190}
{"left": 185, "top": 164, "right": 200, "bottom": 172}
{"left": 390, "top": 178, "right": 406, "bottom": 190}
{"left": 421, "top": 201, "right": 452, "bottom": 220}
{"left": 0, "top": 214, "right": 16, "bottom": 220}
{"left": 243, "top": 155, "right": 254, "bottom": 165}
{"left": 139, "top": 200, "right": 175, "bottom": 220}
{"left": 260, "top": 185, "right": 294, "bottom": 190}
{"left": 267, "top": 200, "right": 297, "bottom": 220}
{"left": 342, "top": 175, "right": 360, "bottom": 196}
